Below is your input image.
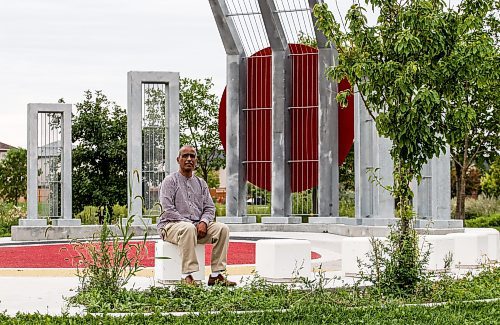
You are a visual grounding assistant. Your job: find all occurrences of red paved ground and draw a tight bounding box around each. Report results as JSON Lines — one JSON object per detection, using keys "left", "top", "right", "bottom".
{"left": 0, "top": 241, "right": 321, "bottom": 268}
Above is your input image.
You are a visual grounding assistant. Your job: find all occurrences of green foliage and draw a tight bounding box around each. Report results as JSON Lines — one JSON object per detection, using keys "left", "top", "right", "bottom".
{"left": 2, "top": 300, "right": 500, "bottom": 324}
{"left": 70, "top": 214, "right": 148, "bottom": 298}
{"left": 313, "top": 0, "right": 499, "bottom": 291}
{"left": 180, "top": 78, "right": 225, "bottom": 183}
{"left": 358, "top": 221, "right": 430, "bottom": 295}
{"left": 481, "top": 157, "right": 500, "bottom": 198}
{"left": 465, "top": 213, "right": 500, "bottom": 231}
{"left": 75, "top": 204, "right": 127, "bottom": 225}
{"left": 0, "top": 202, "right": 26, "bottom": 237}
{"left": 67, "top": 266, "right": 500, "bottom": 316}
{"left": 71, "top": 90, "right": 127, "bottom": 216}
{"left": 339, "top": 147, "right": 355, "bottom": 192}
{"left": 443, "top": 0, "right": 500, "bottom": 218}
{"left": 0, "top": 148, "right": 27, "bottom": 204}
{"left": 339, "top": 191, "right": 355, "bottom": 217}
{"left": 451, "top": 195, "right": 500, "bottom": 219}
{"left": 207, "top": 169, "right": 220, "bottom": 188}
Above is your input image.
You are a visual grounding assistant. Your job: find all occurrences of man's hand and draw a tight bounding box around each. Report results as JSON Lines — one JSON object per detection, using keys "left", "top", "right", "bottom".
{"left": 196, "top": 221, "right": 207, "bottom": 239}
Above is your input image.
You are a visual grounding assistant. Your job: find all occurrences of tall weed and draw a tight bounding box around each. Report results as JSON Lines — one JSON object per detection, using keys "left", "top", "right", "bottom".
{"left": 71, "top": 213, "right": 148, "bottom": 296}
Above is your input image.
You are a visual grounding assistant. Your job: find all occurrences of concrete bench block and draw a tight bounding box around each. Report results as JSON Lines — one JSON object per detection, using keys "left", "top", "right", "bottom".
{"left": 341, "top": 237, "right": 386, "bottom": 276}
{"left": 255, "top": 239, "right": 311, "bottom": 280}
{"left": 464, "top": 228, "right": 500, "bottom": 262}
{"left": 154, "top": 241, "right": 205, "bottom": 282}
{"left": 447, "top": 233, "right": 488, "bottom": 267}
{"left": 419, "top": 235, "right": 454, "bottom": 270}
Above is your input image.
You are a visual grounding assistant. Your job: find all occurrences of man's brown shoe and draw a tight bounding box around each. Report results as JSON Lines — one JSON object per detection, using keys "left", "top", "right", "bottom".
{"left": 207, "top": 274, "right": 236, "bottom": 287}
{"left": 181, "top": 274, "right": 198, "bottom": 286}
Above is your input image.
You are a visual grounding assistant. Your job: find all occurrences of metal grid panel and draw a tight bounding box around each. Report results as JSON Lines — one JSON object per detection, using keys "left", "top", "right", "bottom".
{"left": 142, "top": 83, "right": 167, "bottom": 218}
{"left": 37, "top": 112, "right": 63, "bottom": 218}
{"left": 225, "top": 0, "right": 272, "bottom": 217}
{"left": 274, "top": 0, "right": 316, "bottom": 44}
{"left": 225, "top": 0, "right": 269, "bottom": 56}
{"left": 245, "top": 48, "right": 272, "bottom": 217}
{"left": 278, "top": 0, "right": 318, "bottom": 216}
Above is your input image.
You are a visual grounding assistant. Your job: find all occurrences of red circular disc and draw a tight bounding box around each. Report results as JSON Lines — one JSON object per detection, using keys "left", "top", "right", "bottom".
{"left": 219, "top": 44, "right": 354, "bottom": 192}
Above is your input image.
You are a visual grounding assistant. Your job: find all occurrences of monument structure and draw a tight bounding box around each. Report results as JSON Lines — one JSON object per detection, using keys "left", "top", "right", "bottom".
{"left": 23, "top": 103, "right": 80, "bottom": 227}
{"left": 127, "top": 71, "right": 180, "bottom": 225}
{"left": 210, "top": 0, "right": 461, "bottom": 228}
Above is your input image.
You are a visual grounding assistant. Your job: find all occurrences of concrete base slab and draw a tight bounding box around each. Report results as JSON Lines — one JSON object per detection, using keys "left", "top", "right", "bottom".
{"left": 360, "top": 218, "right": 398, "bottom": 226}
{"left": 416, "top": 219, "right": 464, "bottom": 229}
{"left": 10, "top": 223, "right": 467, "bottom": 241}
{"left": 122, "top": 217, "right": 153, "bottom": 226}
{"left": 18, "top": 219, "right": 47, "bottom": 227}
{"left": 261, "top": 217, "right": 302, "bottom": 224}
{"left": 217, "top": 216, "right": 257, "bottom": 224}
{"left": 309, "top": 217, "right": 361, "bottom": 225}
{"left": 328, "top": 224, "right": 391, "bottom": 237}
{"left": 11, "top": 225, "right": 158, "bottom": 241}
{"left": 52, "top": 219, "right": 81, "bottom": 227}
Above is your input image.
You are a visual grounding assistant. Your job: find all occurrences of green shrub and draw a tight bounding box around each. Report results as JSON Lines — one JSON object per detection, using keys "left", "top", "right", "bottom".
{"left": 481, "top": 157, "right": 500, "bottom": 198}
{"left": 451, "top": 196, "right": 500, "bottom": 219}
{"left": 0, "top": 202, "right": 26, "bottom": 237}
{"left": 339, "top": 191, "right": 355, "bottom": 217}
{"left": 75, "top": 204, "right": 127, "bottom": 225}
{"left": 68, "top": 265, "right": 500, "bottom": 315}
{"left": 112, "top": 204, "right": 128, "bottom": 220}
{"left": 465, "top": 213, "right": 500, "bottom": 231}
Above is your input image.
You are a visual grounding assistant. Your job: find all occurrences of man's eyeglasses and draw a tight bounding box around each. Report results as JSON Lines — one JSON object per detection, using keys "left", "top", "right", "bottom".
{"left": 181, "top": 153, "right": 197, "bottom": 159}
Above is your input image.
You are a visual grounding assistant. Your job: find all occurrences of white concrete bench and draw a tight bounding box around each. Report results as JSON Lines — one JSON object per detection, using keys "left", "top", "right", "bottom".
{"left": 464, "top": 228, "right": 500, "bottom": 262}
{"left": 447, "top": 232, "right": 488, "bottom": 267}
{"left": 341, "top": 237, "right": 387, "bottom": 276}
{"left": 154, "top": 240, "right": 206, "bottom": 283}
{"left": 419, "top": 235, "right": 455, "bottom": 271}
{"left": 255, "top": 239, "right": 311, "bottom": 280}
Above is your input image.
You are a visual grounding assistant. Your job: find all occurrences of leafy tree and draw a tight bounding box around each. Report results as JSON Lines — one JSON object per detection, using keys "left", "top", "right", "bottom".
{"left": 313, "top": 0, "right": 498, "bottom": 291}
{"left": 180, "top": 78, "right": 225, "bottom": 183}
{"left": 440, "top": 0, "right": 499, "bottom": 219}
{"left": 0, "top": 148, "right": 27, "bottom": 204}
{"left": 71, "top": 91, "right": 127, "bottom": 219}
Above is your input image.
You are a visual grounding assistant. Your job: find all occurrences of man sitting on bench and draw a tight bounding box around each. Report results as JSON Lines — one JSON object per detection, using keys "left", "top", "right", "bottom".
{"left": 157, "top": 145, "right": 236, "bottom": 286}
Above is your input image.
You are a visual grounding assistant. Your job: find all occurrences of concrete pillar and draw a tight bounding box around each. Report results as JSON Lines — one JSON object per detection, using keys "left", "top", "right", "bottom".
{"left": 208, "top": 0, "right": 254, "bottom": 223}
{"left": 309, "top": 0, "right": 340, "bottom": 223}
{"left": 354, "top": 91, "right": 395, "bottom": 226}
{"left": 414, "top": 147, "right": 462, "bottom": 228}
{"left": 127, "top": 71, "right": 179, "bottom": 225}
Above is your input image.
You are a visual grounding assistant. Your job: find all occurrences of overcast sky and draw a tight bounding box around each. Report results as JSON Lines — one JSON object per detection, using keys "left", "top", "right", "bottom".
{"left": 0, "top": 0, "right": 355, "bottom": 148}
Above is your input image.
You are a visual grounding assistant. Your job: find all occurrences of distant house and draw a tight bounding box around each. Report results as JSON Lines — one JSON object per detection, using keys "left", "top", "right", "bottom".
{"left": 0, "top": 141, "right": 16, "bottom": 161}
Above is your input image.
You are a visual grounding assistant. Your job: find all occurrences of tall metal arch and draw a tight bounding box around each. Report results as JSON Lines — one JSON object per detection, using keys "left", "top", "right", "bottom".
{"left": 210, "top": 0, "right": 341, "bottom": 224}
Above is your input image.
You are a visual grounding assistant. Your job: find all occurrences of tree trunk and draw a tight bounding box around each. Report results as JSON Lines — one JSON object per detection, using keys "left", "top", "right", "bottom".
{"left": 455, "top": 138, "right": 469, "bottom": 220}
